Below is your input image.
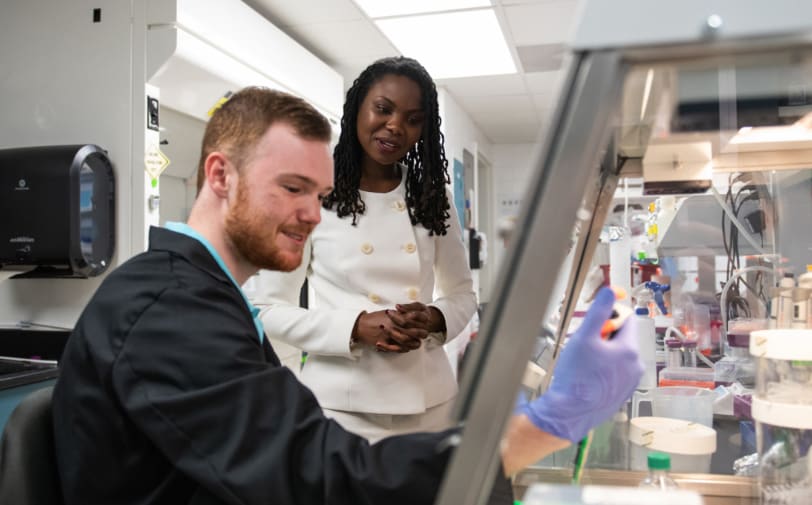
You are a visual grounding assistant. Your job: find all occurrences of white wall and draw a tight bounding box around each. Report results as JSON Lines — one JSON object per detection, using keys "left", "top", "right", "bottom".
{"left": 438, "top": 88, "right": 493, "bottom": 175}
{"left": 0, "top": 0, "right": 155, "bottom": 329}
{"left": 435, "top": 88, "right": 495, "bottom": 368}
{"left": 438, "top": 87, "right": 494, "bottom": 293}
{"left": 157, "top": 107, "right": 207, "bottom": 225}
{"left": 490, "top": 143, "right": 539, "bottom": 272}
{"left": 0, "top": 0, "right": 340, "bottom": 331}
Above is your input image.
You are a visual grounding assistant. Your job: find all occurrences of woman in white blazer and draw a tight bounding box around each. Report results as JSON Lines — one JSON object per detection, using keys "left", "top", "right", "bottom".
{"left": 259, "top": 57, "right": 476, "bottom": 442}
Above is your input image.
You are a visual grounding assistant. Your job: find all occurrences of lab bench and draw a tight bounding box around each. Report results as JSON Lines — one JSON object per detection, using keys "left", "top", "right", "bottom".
{"left": 513, "top": 468, "right": 758, "bottom": 505}
{"left": 0, "top": 329, "right": 67, "bottom": 432}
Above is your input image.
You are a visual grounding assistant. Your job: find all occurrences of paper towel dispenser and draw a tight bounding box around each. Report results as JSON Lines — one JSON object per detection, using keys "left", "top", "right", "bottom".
{"left": 0, "top": 145, "right": 115, "bottom": 278}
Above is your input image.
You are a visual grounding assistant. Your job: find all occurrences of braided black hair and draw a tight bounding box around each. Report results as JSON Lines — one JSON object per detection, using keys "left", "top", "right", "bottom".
{"left": 324, "top": 56, "right": 451, "bottom": 235}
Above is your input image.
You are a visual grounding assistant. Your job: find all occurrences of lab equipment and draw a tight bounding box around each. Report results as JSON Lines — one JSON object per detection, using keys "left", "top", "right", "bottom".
{"left": 521, "top": 483, "right": 703, "bottom": 505}
{"left": 639, "top": 452, "right": 679, "bottom": 490}
{"left": 682, "top": 340, "right": 698, "bottom": 368}
{"left": 632, "top": 386, "right": 715, "bottom": 428}
{"left": 750, "top": 329, "right": 812, "bottom": 503}
{"left": 658, "top": 367, "right": 716, "bottom": 389}
{"left": 791, "top": 288, "right": 810, "bottom": 329}
{"left": 572, "top": 285, "right": 634, "bottom": 482}
{"left": 733, "top": 451, "right": 760, "bottom": 477}
{"left": 635, "top": 281, "right": 671, "bottom": 316}
{"left": 436, "top": 3, "right": 812, "bottom": 502}
{"left": 714, "top": 332, "right": 755, "bottom": 387}
{"left": 518, "top": 288, "right": 643, "bottom": 442}
{"left": 0, "top": 145, "right": 115, "bottom": 278}
{"left": 629, "top": 417, "right": 716, "bottom": 474}
{"left": 800, "top": 266, "right": 812, "bottom": 327}
{"left": 665, "top": 338, "right": 683, "bottom": 369}
{"left": 799, "top": 266, "right": 812, "bottom": 290}
{"left": 677, "top": 292, "right": 723, "bottom": 355}
{"left": 586, "top": 404, "right": 630, "bottom": 471}
{"left": 770, "top": 274, "right": 796, "bottom": 329}
{"left": 599, "top": 294, "right": 633, "bottom": 339}
{"left": 632, "top": 283, "right": 658, "bottom": 390}
{"left": 719, "top": 266, "right": 774, "bottom": 355}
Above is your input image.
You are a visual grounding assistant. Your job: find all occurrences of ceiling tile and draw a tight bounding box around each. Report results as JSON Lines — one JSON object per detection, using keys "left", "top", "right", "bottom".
{"left": 531, "top": 94, "right": 559, "bottom": 111}
{"left": 503, "top": 1, "right": 579, "bottom": 46}
{"left": 523, "top": 70, "right": 565, "bottom": 96}
{"left": 438, "top": 74, "right": 527, "bottom": 97}
{"left": 515, "top": 43, "right": 565, "bottom": 73}
{"left": 460, "top": 94, "right": 541, "bottom": 142}
{"left": 480, "top": 118, "right": 543, "bottom": 144}
{"left": 245, "top": 0, "right": 579, "bottom": 146}
{"left": 462, "top": 94, "right": 539, "bottom": 121}
{"left": 497, "top": 0, "right": 572, "bottom": 5}
{"left": 279, "top": 20, "right": 398, "bottom": 68}
{"left": 244, "top": 0, "right": 364, "bottom": 26}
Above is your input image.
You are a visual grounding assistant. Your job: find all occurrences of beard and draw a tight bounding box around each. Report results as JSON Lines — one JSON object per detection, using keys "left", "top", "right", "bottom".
{"left": 225, "top": 179, "right": 306, "bottom": 272}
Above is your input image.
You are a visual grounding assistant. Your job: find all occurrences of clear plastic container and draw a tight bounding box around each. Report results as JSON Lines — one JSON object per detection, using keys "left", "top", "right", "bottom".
{"left": 749, "top": 329, "right": 812, "bottom": 503}
{"left": 632, "top": 386, "right": 715, "bottom": 428}
{"left": 658, "top": 366, "right": 715, "bottom": 389}
{"left": 726, "top": 318, "right": 769, "bottom": 355}
{"left": 628, "top": 416, "right": 716, "bottom": 473}
{"left": 665, "top": 338, "right": 682, "bottom": 368}
{"left": 715, "top": 332, "right": 756, "bottom": 387}
{"left": 639, "top": 452, "right": 679, "bottom": 490}
{"left": 683, "top": 302, "right": 712, "bottom": 354}
{"left": 770, "top": 274, "right": 796, "bottom": 329}
{"left": 681, "top": 340, "right": 698, "bottom": 368}
{"left": 587, "top": 404, "right": 630, "bottom": 470}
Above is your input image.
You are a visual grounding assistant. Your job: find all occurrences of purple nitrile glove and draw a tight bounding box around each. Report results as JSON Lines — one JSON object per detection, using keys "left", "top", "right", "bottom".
{"left": 519, "top": 287, "right": 644, "bottom": 442}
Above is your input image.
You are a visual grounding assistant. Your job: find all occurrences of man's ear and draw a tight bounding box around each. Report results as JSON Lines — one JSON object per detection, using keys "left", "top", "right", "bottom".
{"left": 203, "top": 152, "right": 232, "bottom": 198}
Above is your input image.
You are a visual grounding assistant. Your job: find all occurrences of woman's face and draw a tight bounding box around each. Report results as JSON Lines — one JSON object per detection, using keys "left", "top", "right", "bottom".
{"left": 356, "top": 74, "right": 425, "bottom": 169}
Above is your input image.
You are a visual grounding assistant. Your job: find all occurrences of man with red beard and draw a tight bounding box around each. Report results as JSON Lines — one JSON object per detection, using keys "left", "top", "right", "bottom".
{"left": 51, "top": 87, "right": 643, "bottom": 505}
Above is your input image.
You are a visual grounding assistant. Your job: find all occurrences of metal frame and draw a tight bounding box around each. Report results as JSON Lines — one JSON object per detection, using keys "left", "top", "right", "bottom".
{"left": 435, "top": 2, "right": 812, "bottom": 502}
{"left": 435, "top": 50, "right": 626, "bottom": 505}
{"left": 547, "top": 144, "right": 621, "bottom": 377}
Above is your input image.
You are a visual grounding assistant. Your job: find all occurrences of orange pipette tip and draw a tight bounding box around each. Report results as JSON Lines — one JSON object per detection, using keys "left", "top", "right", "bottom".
{"left": 600, "top": 286, "right": 632, "bottom": 340}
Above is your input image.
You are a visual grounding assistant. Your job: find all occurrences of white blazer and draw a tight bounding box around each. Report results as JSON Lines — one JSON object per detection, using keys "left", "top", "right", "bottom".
{"left": 258, "top": 176, "right": 476, "bottom": 414}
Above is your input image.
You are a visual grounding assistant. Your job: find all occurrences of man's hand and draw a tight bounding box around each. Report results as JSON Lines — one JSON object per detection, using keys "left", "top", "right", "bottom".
{"left": 518, "top": 287, "right": 644, "bottom": 442}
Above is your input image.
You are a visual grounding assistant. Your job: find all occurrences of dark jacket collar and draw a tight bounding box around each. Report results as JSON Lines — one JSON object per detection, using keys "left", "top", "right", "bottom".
{"left": 147, "top": 226, "right": 231, "bottom": 285}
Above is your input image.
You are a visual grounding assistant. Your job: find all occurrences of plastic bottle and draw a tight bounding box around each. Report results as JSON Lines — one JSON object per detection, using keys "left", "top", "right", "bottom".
{"left": 792, "top": 288, "right": 810, "bottom": 329}
{"left": 682, "top": 340, "right": 698, "bottom": 368}
{"left": 775, "top": 273, "right": 795, "bottom": 329}
{"left": 607, "top": 405, "right": 630, "bottom": 470}
{"left": 639, "top": 452, "right": 679, "bottom": 490}
{"left": 799, "top": 265, "right": 812, "bottom": 328}
{"left": 632, "top": 285, "right": 657, "bottom": 390}
{"left": 665, "top": 338, "right": 683, "bottom": 368}
{"left": 799, "top": 265, "right": 812, "bottom": 290}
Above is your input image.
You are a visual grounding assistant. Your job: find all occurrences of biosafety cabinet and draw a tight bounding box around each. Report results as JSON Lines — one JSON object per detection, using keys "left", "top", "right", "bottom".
{"left": 0, "top": 0, "right": 342, "bottom": 333}
{"left": 436, "top": 1, "right": 812, "bottom": 504}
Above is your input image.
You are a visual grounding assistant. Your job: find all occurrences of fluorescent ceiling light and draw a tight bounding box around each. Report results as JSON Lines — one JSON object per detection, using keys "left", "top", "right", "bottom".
{"left": 354, "top": 0, "right": 491, "bottom": 19}
{"left": 376, "top": 9, "right": 516, "bottom": 79}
